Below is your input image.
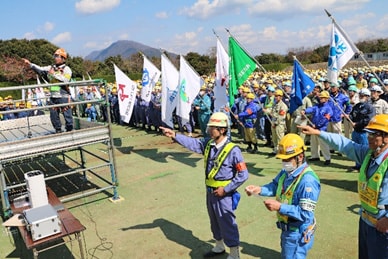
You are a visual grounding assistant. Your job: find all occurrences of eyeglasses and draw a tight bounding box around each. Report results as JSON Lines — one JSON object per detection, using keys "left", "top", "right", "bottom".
{"left": 368, "top": 131, "right": 383, "bottom": 137}
{"left": 53, "top": 54, "right": 62, "bottom": 58}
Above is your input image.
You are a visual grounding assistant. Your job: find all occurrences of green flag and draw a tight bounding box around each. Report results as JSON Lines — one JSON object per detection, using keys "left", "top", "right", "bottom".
{"left": 228, "top": 36, "right": 257, "bottom": 106}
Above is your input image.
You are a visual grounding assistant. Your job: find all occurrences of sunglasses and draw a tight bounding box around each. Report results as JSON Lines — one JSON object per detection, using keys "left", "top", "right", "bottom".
{"left": 53, "top": 54, "right": 62, "bottom": 58}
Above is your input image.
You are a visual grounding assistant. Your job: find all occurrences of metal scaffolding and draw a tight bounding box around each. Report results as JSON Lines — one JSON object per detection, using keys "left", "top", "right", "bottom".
{"left": 0, "top": 80, "right": 119, "bottom": 218}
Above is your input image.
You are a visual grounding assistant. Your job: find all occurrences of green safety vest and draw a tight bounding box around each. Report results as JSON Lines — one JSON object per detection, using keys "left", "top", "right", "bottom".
{"left": 204, "top": 140, "right": 236, "bottom": 188}
{"left": 275, "top": 166, "right": 318, "bottom": 223}
{"left": 359, "top": 150, "right": 388, "bottom": 214}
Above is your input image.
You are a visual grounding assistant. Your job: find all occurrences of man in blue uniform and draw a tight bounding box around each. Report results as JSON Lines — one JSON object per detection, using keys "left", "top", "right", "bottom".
{"left": 245, "top": 133, "right": 320, "bottom": 259}
{"left": 160, "top": 112, "right": 249, "bottom": 259}
{"left": 328, "top": 82, "right": 352, "bottom": 136}
{"left": 236, "top": 93, "right": 258, "bottom": 154}
{"left": 299, "top": 114, "right": 388, "bottom": 259}
{"left": 301, "top": 90, "right": 333, "bottom": 165}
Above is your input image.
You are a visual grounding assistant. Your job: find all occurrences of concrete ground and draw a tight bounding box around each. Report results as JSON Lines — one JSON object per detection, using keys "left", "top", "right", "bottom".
{"left": 1, "top": 124, "right": 360, "bottom": 258}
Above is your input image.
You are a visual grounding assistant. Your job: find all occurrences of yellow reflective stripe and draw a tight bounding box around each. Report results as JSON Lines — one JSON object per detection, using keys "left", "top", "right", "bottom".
{"left": 359, "top": 150, "right": 388, "bottom": 214}
{"left": 204, "top": 141, "right": 236, "bottom": 188}
{"left": 276, "top": 167, "right": 318, "bottom": 223}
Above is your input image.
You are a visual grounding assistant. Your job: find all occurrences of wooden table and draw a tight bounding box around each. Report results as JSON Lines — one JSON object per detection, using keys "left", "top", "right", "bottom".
{"left": 11, "top": 188, "right": 86, "bottom": 259}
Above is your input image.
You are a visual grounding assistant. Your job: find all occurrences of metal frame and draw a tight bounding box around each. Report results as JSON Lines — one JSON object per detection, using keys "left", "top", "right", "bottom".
{"left": 0, "top": 80, "right": 119, "bottom": 218}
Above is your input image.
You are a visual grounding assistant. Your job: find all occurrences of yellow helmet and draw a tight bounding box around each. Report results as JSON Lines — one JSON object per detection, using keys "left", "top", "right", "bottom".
{"left": 365, "top": 114, "right": 388, "bottom": 134}
{"left": 274, "top": 89, "right": 283, "bottom": 96}
{"left": 319, "top": 91, "right": 330, "bottom": 98}
{"left": 207, "top": 112, "right": 229, "bottom": 128}
{"left": 242, "top": 87, "right": 251, "bottom": 93}
{"left": 54, "top": 48, "right": 67, "bottom": 59}
{"left": 276, "top": 133, "right": 307, "bottom": 160}
{"left": 100, "top": 88, "right": 106, "bottom": 94}
{"left": 246, "top": 93, "right": 255, "bottom": 99}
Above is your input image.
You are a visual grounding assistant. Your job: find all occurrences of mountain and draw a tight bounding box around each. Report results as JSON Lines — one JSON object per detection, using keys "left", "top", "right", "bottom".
{"left": 85, "top": 40, "right": 171, "bottom": 61}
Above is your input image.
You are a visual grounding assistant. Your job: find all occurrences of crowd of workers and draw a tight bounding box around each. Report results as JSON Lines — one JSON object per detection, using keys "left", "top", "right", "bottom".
{"left": 5, "top": 47, "right": 388, "bottom": 259}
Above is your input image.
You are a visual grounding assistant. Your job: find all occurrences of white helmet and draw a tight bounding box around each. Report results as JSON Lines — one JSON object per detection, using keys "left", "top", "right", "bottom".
{"left": 359, "top": 88, "right": 371, "bottom": 96}
{"left": 207, "top": 112, "right": 229, "bottom": 128}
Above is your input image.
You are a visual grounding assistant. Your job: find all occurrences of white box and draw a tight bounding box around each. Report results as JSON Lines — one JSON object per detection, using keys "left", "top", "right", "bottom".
{"left": 24, "top": 170, "right": 48, "bottom": 208}
{"left": 24, "top": 204, "right": 61, "bottom": 241}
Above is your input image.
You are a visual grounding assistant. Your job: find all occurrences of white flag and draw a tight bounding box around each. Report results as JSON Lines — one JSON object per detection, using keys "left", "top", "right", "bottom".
{"left": 177, "top": 56, "right": 203, "bottom": 125}
{"left": 161, "top": 53, "right": 180, "bottom": 128}
{"left": 113, "top": 64, "right": 137, "bottom": 123}
{"left": 327, "top": 22, "right": 359, "bottom": 84}
{"left": 214, "top": 38, "right": 229, "bottom": 111}
{"left": 141, "top": 55, "right": 161, "bottom": 103}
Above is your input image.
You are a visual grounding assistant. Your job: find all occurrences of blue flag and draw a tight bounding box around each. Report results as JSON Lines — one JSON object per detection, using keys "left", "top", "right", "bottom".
{"left": 290, "top": 60, "right": 315, "bottom": 114}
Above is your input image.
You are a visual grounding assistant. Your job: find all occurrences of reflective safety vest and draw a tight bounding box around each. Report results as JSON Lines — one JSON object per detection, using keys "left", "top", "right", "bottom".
{"left": 49, "top": 65, "right": 71, "bottom": 92}
{"left": 359, "top": 150, "right": 388, "bottom": 214}
{"left": 275, "top": 166, "right": 318, "bottom": 223}
{"left": 204, "top": 140, "right": 236, "bottom": 188}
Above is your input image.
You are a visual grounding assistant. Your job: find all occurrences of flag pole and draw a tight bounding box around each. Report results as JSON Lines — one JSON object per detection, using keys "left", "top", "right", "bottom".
{"left": 324, "top": 9, "right": 386, "bottom": 89}
{"left": 225, "top": 28, "right": 267, "bottom": 73}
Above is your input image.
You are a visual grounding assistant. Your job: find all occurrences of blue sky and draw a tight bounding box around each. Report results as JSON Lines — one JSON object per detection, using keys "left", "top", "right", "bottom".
{"left": 1, "top": 0, "right": 387, "bottom": 58}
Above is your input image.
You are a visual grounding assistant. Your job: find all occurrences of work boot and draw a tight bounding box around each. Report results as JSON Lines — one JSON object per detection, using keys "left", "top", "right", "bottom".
{"left": 246, "top": 143, "right": 252, "bottom": 152}
{"left": 204, "top": 239, "right": 225, "bottom": 257}
{"left": 251, "top": 144, "right": 258, "bottom": 154}
{"left": 227, "top": 246, "right": 240, "bottom": 259}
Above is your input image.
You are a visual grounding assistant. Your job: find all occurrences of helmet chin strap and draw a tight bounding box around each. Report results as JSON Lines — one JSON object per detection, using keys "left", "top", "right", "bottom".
{"left": 375, "top": 143, "right": 386, "bottom": 153}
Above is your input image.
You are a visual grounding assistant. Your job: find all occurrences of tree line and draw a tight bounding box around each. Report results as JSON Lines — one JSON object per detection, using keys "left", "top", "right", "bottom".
{"left": 1, "top": 38, "right": 387, "bottom": 85}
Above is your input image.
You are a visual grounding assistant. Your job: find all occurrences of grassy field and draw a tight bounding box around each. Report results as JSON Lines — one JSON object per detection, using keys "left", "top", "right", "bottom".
{"left": 0, "top": 124, "right": 360, "bottom": 259}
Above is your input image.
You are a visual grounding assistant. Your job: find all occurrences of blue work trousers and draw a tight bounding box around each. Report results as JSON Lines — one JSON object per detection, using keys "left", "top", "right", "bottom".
{"left": 49, "top": 96, "right": 73, "bottom": 131}
{"left": 359, "top": 217, "right": 388, "bottom": 259}
{"left": 280, "top": 230, "right": 314, "bottom": 259}
{"left": 206, "top": 191, "right": 239, "bottom": 247}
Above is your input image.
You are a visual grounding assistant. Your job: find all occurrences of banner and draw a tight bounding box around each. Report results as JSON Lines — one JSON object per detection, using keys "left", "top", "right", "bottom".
{"left": 113, "top": 64, "right": 137, "bottom": 123}
{"left": 290, "top": 60, "right": 315, "bottom": 114}
{"left": 161, "top": 53, "right": 180, "bottom": 128}
{"left": 327, "top": 22, "right": 359, "bottom": 84}
{"left": 214, "top": 38, "right": 229, "bottom": 111}
{"left": 176, "top": 56, "right": 202, "bottom": 125}
{"left": 228, "top": 36, "right": 256, "bottom": 106}
{"left": 141, "top": 55, "right": 161, "bottom": 103}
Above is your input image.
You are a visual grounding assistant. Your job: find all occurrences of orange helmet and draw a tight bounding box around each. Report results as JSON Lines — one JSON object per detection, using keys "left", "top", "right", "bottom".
{"left": 54, "top": 48, "right": 67, "bottom": 59}
{"left": 365, "top": 114, "right": 388, "bottom": 134}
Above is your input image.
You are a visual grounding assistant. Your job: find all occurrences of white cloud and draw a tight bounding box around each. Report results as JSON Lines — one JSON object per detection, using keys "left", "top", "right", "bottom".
{"left": 180, "top": 0, "right": 251, "bottom": 19}
{"left": 52, "top": 32, "right": 72, "bottom": 44}
{"left": 75, "top": 0, "right": 120, "bottom": 14}
{"left": 44, "top": 22, "right": 55, "bottom": 32}
{"left": 248, "top": 0, "right": 371, "bottom": 19}
{"left": 84, "top": 40, "right": 113, "bottom": 51}
{"left": 376, "top": 14, "right": 388, "bottom": 32}
{"left": 24, "top": 32, "right": 35, "bottom": 40}
{"left": 119, "top": 33, "right": 129, "bottom": 40}
{"left": 155, "top": 11, "right": 168, "bottom": 19}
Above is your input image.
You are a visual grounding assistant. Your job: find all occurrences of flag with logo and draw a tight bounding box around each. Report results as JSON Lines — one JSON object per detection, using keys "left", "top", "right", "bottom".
{"left": 228, "top": 36, "right": 257, "bottom": 106}
{"left": 141, "top": 54, "right": 161, "bottom": 103}
{"left": 290, "top": 60, "right": 315, "bottom": 114}
{"left": 161, "top": 53, "right": 180, "bottom": 128}
{"left": 214, "top": 38, "right": 229, "bottom": 111}
{"left": 327, "top": 22, "right": 359, "bottom": 84}
{"left": 176, "top": 56, "right": 202, "bottom": 125}
{"left": 113, "top": 64, "right": 137, "bottom": 123}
